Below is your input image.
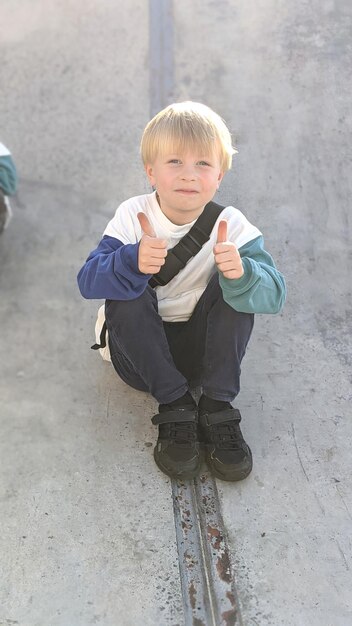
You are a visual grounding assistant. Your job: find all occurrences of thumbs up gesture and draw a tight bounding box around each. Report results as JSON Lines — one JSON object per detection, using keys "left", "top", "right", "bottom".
{"left": 213, "top": 220, "right": 244, "bottom": 279}
{"left": 137, "top": 213, "right": 168, "bottom": 274}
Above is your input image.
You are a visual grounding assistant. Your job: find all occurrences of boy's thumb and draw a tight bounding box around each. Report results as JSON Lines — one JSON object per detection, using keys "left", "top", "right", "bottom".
{"left": 137, "top": 212, "right": 156, "bottom": 238}
{"left": 216, "top": 219, "right": 228, "bottom": 244}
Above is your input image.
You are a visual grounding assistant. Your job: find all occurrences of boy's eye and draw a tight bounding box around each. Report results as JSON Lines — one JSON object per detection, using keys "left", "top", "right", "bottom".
{"left": 168, "top": 158, "right": 181, "bottom": 164}
{"left": 198, "top": 160, "right": 211, "bottom": 166}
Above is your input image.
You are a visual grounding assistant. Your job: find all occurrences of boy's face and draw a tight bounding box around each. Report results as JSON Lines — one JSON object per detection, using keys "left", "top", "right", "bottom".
{"left": 145, "top": 148, "right": 224, "bottom": 225}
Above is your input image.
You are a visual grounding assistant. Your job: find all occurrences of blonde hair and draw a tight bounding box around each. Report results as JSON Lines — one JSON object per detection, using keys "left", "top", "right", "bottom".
{"left": 140, "top": 101, "right": 237, "bottom": 172}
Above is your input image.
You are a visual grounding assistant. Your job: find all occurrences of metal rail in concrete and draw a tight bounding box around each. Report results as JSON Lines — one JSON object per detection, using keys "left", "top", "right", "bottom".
{"left": 149, "top": 2, "right": 242, "bottom": 623}
{"left": 173, "top": 474, "right": 242, "bottom": 626}
{"left": 149, "top": 0, "right": 174, "bottom": 117}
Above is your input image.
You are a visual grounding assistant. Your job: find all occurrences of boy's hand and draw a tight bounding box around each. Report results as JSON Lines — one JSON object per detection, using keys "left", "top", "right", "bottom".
{"left": 213, "top": 220, "right": 244, "bottom": 279}
{"left": 137, "top": 212, "right": 168, "bottom": 274}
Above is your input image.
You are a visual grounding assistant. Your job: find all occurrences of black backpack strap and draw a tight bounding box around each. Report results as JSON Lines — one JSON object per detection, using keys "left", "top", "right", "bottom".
{"left": 91, "top": 320, "right": 107, "bottom": 350}
{"left": 149, "top": 200, "right": 224, "bottom": 288}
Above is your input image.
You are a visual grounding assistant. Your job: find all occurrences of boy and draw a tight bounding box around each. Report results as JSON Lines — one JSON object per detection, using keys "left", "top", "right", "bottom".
{"left": 77, "top": 101, "right": 286, "bottom": 482}
{"left": 0, "top": 142, "right": 18, "bottom": 233}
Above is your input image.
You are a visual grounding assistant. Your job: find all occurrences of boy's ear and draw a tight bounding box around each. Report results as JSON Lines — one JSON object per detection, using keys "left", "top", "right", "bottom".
{"left": 145, "top": 164, "right": 156, "bottom": 186}
{"left": 217, "top": 171, "right": 225, "bottom": 188}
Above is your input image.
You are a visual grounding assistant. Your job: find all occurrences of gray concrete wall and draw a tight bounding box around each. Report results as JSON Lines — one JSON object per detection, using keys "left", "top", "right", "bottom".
{"left": 0, "top": 0, "right": 150, "bottom": 199}
{"left": 1, "top": 1, "right": 351, "bottom": 625}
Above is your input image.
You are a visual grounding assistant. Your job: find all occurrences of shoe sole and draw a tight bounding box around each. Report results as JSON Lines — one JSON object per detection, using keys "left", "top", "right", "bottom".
{"left": 153, "top": 448, "right": 202, "bottom": 481}
{"left": 204, "top": 450, "right": 253, "bottom": 482}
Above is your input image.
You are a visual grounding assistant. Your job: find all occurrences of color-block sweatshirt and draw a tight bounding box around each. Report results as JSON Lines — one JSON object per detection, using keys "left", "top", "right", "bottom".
{"left": 0, "top": 143, "right": 18, "bottom": 196}
{"left": 77, "top": 191, "right": 286, "bottom": 322}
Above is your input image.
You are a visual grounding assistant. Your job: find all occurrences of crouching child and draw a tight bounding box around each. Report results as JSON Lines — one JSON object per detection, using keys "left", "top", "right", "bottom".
{"left": 77, "top": 101, "right": 286, "bottom": 481}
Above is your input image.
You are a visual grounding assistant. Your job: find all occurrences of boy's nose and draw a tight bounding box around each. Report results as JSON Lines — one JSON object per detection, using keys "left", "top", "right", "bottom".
{"left": 180, "top": 166, "right": 196, "bottom": 180}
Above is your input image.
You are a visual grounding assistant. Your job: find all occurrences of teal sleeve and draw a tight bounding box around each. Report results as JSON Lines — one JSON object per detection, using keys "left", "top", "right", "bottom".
{"left": 219, "top": 235, "right": 286, "bottom": 314}
{"left": 0, "top": 155, "right": 18, "bottom": 195}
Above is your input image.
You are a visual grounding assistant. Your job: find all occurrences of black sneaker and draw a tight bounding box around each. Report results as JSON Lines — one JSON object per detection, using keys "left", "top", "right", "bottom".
{"left": 199, "top": 408, "right": 252, "bottom": 481}
{"left": 151, "top": 407, "right": 201, "bottom": 480}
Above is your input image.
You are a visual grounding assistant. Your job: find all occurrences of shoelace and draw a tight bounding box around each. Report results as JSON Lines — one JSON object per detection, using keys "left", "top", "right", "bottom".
{"left": 160, "top": 421, "right": 197, "bottom": 446}
{"left": 208, "top": 422, "right": 243, "bottom": 449}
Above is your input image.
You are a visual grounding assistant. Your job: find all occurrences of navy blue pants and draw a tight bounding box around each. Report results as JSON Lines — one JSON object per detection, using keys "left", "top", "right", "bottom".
{"left": 105, "top": 273, "right": 254, "bottom": 405}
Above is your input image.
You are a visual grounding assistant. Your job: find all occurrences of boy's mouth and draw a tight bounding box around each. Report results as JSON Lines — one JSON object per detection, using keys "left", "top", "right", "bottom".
{"left": 175, "top": 189, "right": 199, "bottom": 194}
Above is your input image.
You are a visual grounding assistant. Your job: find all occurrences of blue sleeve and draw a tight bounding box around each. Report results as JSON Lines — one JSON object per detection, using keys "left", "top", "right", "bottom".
{"left": 0, "top": 155, "right": 18, "bottom": 195}
{"left": 77, "top": 235, "right": 151, "bottom": 300}
{"left": 219, "top": 235, "right": 286, "bottom": 314}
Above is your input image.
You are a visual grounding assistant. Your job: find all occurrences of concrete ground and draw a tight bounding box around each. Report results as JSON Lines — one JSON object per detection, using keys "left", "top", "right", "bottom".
{"left": 0, "top": 1, "right": 351, "bottom": 625}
